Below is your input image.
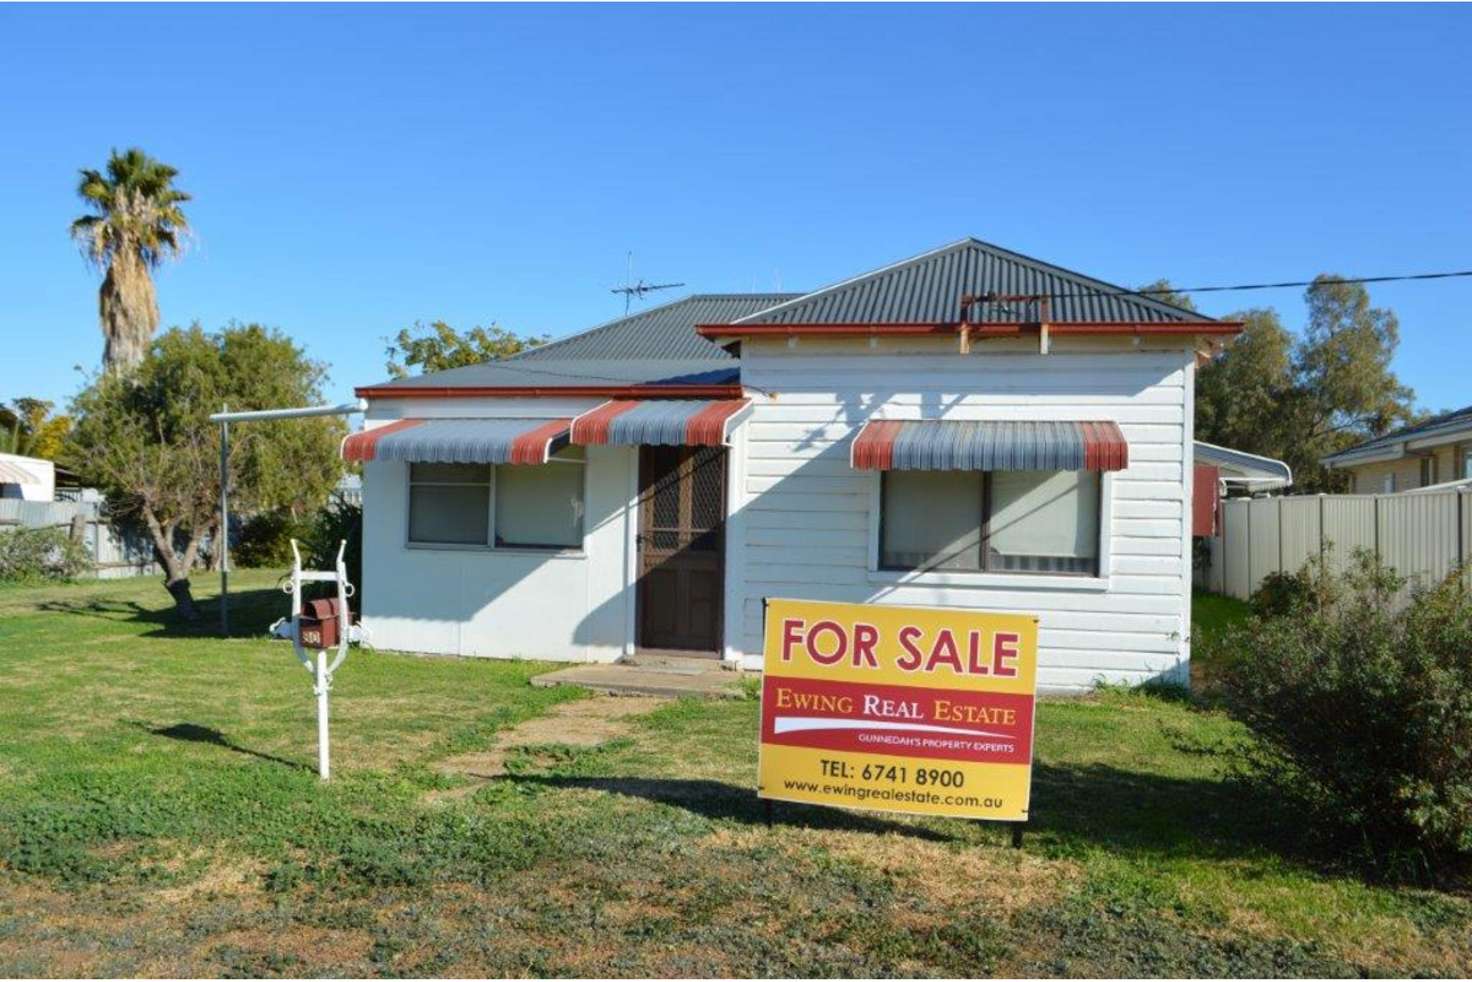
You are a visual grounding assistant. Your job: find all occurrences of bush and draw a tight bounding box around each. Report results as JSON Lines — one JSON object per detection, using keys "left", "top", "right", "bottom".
{"left": 233, "top": 510, "right": 314, "bottom": 568}
{"left": 1249, "top": 568, "right": 1322, "bottom": 619}
{"left": 0, "top": 526, "right": 92, "bottom": 582}
{"left": 301, "top": 497, "right": 362, "bottom": 601}
{"left": 1211, "top": 555, "right": 1472, "bottom": 878}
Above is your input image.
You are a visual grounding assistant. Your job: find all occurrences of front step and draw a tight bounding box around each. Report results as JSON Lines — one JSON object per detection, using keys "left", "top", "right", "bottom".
{"left": 530, "top": 662, "right": 745, "bottom": 700}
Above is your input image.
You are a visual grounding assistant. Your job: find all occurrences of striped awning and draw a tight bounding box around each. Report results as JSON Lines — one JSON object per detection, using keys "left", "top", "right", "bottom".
{"left": 851, "top": 420, "right": 1129, "bottom": 472}
{"left": 571, "top": 399, "right": 752, "bottom": 447}
{"left": 341, "top": 417, "right": 571, "bottom": 465}
{"left": 0, "top": 461, "right": 38, "bottom": 484}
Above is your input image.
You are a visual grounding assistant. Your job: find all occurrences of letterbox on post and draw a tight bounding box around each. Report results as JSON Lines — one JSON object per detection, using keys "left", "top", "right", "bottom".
{"left": 299, "top": 597, "right": 345, "bottom": 649}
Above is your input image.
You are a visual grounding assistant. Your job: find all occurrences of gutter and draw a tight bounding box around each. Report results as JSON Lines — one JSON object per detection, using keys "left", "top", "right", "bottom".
{"left": 355, "top": 383, "right": 745, "bottom": 400}
{"left": 694, "top": 320, "right": 1243, "bottom": 340}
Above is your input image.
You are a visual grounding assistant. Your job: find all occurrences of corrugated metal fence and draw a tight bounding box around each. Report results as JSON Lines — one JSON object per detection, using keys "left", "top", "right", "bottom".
{"left": 0, "top": 499, "right": 160, "bottom": 579}
{"left": 1201, "top": 489, "right": 1471, "bottom": 599}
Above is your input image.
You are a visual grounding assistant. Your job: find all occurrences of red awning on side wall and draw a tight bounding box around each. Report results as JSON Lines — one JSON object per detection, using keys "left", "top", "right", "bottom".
{"left": 1193, "top": 464, "right": 1221, "bottom": 537}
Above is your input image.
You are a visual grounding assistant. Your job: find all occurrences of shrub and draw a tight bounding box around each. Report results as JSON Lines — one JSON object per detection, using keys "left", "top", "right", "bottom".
{"left": 233, "top": 510, "right": 313, "bottom": 568}
{"left": 1211, "top": 555, "right": 1472, "bottom": 878}
{"left": 1249, "top": 568, "right": 1318, "bottom": 619}
{"left": 301, "top": 497, "right": 362, "bottom": 601}
{"left": 0, "top": 526, "right": 92, "bottom": 582}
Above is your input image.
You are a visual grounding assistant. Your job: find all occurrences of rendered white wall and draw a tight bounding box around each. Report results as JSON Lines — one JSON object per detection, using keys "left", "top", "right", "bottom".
{"left": 359, "top": 395, "right": 637, "bottom": 663}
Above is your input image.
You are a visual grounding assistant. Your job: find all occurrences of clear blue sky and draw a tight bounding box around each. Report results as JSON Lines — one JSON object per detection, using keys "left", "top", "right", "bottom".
{"left": 3, "top": 3, "right": 1469, "bottom": 411}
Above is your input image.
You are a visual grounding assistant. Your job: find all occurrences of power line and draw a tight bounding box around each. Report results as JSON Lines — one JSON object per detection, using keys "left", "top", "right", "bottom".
{"left": 1037, "top": 268, "right": 1472, "bottom": 302}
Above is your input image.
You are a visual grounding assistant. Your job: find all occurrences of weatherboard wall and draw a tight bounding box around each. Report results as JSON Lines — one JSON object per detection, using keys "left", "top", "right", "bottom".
{"left": 729, "top": 336, "right": 1196, "bottom": 693}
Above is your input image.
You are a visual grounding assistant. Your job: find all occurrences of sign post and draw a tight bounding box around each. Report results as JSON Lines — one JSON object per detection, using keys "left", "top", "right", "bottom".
{"left": 757, "top": 598, "right": 1039, "bottom": 829}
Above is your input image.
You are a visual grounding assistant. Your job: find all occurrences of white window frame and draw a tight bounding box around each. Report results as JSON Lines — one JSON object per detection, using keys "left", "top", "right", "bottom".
{"left": 865, "top": 469, "right": 1113, "bottom": 591}
{"left": 404, "top": 455, "right": 588, "bottom": 557}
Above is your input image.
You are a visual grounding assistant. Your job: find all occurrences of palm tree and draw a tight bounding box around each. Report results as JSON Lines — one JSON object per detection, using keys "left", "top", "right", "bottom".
{"left": 69, "top": 148, "right": 191, "bottom": 371}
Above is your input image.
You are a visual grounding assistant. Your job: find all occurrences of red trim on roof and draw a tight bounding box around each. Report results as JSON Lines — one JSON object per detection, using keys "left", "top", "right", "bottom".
{"left": 509, "top": 418, "right": 574, "bottom": 465}
{"left": 1081, "top": 420, "right": 1130, "bottom": 471}
{"left": 685, "top": 399, "right": 751, "bottom": 446}
{"left": 341, "top": 418, "right": 422, "bottom": 463}
{"left": 355, "top": 383, "right": 743, "bottom": 400}
{"left": 850, "top": 419, "right": 903, "bottom": 470}
{"left": 695, "top": 321, "right": 1242, "bottom": 339}
{"left": 570, "top": 400, "right": 639, "bottom": 445}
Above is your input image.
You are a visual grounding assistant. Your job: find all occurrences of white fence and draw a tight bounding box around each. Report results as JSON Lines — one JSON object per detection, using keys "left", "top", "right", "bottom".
{"left": 0, "top": 499, "right": 161, "bottom": 579}
{"left": 1200, "top": 488, "right": 1472, "bottom": 600}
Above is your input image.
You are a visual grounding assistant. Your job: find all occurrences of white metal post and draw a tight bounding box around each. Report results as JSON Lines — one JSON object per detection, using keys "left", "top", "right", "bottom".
{"left": 316, "top": 650, "right": 330, "bottom": 780}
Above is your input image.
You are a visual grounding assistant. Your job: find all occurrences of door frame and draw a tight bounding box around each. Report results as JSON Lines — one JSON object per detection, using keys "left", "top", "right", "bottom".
{"left": 632, "top": 444, "right": 727, "bottom": 655}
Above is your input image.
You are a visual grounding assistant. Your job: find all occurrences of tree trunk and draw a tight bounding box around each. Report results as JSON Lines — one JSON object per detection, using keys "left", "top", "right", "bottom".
{"left": 142, "top": 508, "right": 198, "bottom": 621}
{"left": 99, "top": 248, "right": 160, "bottom": 373}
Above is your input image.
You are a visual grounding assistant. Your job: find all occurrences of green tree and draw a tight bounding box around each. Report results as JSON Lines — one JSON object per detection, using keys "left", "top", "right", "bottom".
{"left": 1136, "top": 279, "right": 1199, "bottom": 313}
{"left": 384, "top": 320, "right": 546, "bottom": 378}
{"left": 69, "top": 148, "right": 191, "bottom": 372}
{"left": 66, "top": 323, "right": 344, "bottom": 618}
{"left": 0, "top": 398, "right": 71, "bottom": 460}
{"left": 1193, "top": 278, "right": 1415, "bottom": 492}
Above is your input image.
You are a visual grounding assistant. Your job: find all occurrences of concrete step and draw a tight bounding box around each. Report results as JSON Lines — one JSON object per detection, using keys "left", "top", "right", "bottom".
{"left": 530, "top": 663, "right": 745, "bottom": 700}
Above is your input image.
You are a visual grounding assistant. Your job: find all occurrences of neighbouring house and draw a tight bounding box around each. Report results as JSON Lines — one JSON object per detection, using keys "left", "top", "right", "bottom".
{"left": 0, "top": 452, "right": 55, "bottom": 502}
{"left": 1321, "top": 405, "right": 1472, "bottom": 493}
{"left": 346, "top": 238, "right": 1240, "bottom": 691}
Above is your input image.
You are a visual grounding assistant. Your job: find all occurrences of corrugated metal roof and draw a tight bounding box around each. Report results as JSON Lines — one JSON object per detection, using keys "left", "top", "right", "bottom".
{"left": 736, "top": 239, "right": 1210, "bottom": 325}
{"left": 364, "top": 294, "right": 793, "bottom": 392}
{"left": 364, "top": 358, "right": 738, "bottom": 391}
{"left": 1193, "top": 440, "right": 1291, "bottom": 484}
{"left": 1323, "top": 404, "right": 1472, "bottom": 463}
{"left": 514, "top": 294, "right": 799, "bottom": 361}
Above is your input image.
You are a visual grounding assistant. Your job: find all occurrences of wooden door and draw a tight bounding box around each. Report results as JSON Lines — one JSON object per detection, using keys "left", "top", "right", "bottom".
{"left": 637, "top": 445, "right": 726, "bottom": 653}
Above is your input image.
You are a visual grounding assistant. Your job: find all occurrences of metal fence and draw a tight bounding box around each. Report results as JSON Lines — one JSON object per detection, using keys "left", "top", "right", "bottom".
{"left": 1199, "top": 488, "right": 1472, "bottom": 600}
{"left": 0, "top": 499, "right": 161, "bottom": 579}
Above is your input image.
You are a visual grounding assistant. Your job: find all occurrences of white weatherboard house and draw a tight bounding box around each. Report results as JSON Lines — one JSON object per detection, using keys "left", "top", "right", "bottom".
{"left": 348, "top": 239, "right": 1240, "bottom": 692}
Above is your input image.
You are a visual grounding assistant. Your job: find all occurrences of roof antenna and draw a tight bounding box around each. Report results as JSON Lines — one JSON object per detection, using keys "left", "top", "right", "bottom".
{"left": 611, "top": 251, "right": 684, "bottom": 315}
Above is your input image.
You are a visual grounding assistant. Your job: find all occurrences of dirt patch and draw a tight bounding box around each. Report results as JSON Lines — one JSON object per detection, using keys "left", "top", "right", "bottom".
{"left": 429, "top": 695, "right": 664, "bottom": 798}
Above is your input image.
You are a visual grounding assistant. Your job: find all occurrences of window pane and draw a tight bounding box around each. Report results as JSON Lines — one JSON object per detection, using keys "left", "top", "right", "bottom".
{"left": 410, "top": 462, "right": 490, "bottom": 484}
{"left": 495, "top": 461, "right": 584, "bottom": 548}
{"left": 988, "top": 470, "right": 1099, "bottom": 574}
{"left": 409, "top": 484, "right": 489, "bottom": 544}
{"left": 881, "top": 470, "right": 982, "bottom": 571}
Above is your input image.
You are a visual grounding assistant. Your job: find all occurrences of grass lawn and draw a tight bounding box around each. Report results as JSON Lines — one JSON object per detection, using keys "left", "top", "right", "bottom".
{"left": 0, "top": 574, "right": 1467, "bottom": 977}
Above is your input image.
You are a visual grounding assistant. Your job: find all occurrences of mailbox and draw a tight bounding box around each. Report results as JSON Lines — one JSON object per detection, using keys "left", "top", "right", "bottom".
{"left": 299, "top": 597, "right": 347, "bottom": 649}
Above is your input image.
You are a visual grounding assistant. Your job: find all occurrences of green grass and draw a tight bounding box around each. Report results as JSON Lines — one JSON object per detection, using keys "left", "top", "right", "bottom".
{"left": 0, "top": 575, "right": 1465, "bottom": 977}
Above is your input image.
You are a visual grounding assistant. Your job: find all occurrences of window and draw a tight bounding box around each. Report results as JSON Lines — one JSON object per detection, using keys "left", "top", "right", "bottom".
{"left": 407, "top": 447, "right": 585, "bottom": 550}
{"left": 409, "top": 463, "right": 490, "bottom": 545}
{"left": 1462, "top": 446, "right": 1472, "bottom": 480}
{"left": 494, "top": 448, "right": 585, "bottom": 549}
{"left": 1420, "top": 456, "right": 1438, "bottom": 488}
{"left": 880, "top": 469, "right": 1101, "bottom": 576}
{"left": 1382, "top": 472, "right": 1397, "bottom": 494}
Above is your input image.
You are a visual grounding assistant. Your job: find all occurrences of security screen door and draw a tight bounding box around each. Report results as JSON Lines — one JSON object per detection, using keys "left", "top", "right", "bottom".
{"left": 636, "top": 445, "right": 726, "bottom": 653}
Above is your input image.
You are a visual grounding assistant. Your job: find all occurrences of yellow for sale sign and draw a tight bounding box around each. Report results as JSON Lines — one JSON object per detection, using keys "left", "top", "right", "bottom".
{"left": 757, "top": 598, "right": 1039, "bottom": 822}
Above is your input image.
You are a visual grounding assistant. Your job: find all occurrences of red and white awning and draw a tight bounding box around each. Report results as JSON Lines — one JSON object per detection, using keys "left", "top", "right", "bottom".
{"left": 851, "top": 419, "right": 1128, "bottom": 472}
{"left": 571, "top": 399, "right": 752, "bottom": 447}
{"left": 341, "top": 417, "right": 572, "bottom": 465}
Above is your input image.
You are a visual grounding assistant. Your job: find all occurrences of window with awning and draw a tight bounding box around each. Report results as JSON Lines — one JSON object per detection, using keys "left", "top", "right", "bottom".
{"left": 861, "top": 419, "right": 1123, "bottom": 577}
{"left": 342, "top": 417, "right": 572, "bottom": 465}
{"left": 571, "top": 399, "right": 752, "bottom": 447}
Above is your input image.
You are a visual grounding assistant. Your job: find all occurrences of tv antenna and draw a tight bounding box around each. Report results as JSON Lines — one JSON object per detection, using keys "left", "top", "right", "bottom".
{"left": 611, "top": 252, "right": 684, "bottom": 314}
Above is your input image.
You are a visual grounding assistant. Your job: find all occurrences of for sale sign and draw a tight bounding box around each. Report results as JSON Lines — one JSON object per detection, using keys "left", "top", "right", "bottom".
{"left": 757, "top": 598, "right": 1038, "bottom": 822}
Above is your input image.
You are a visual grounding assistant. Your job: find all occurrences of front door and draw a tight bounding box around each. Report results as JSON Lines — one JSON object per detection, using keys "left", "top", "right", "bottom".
{"left": 636, "top": 444, "right": 726, "bottom": 653}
